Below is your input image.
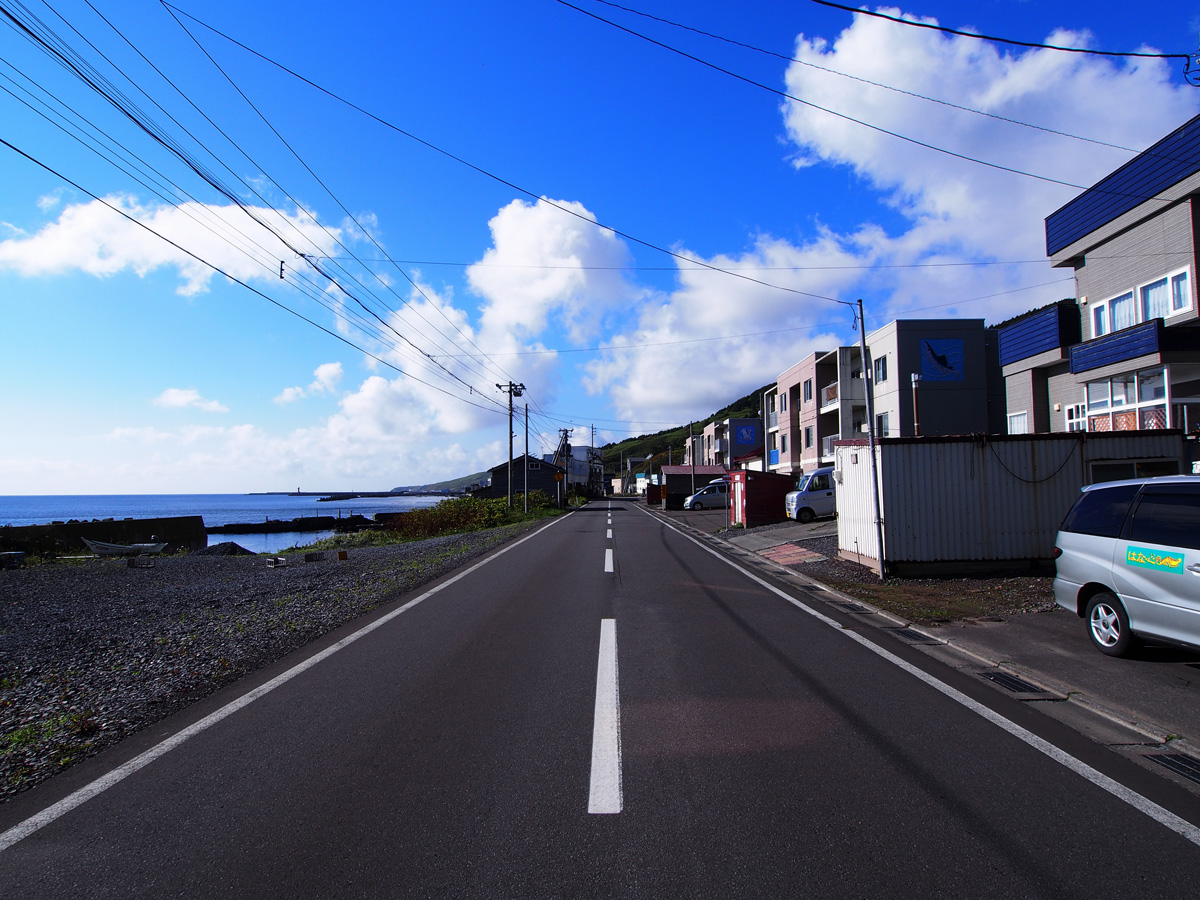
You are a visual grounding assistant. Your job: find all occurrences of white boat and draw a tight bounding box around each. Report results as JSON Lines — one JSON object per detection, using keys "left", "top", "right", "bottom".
{"left": 82, "top": 538, "right": 168, "bottom": 557}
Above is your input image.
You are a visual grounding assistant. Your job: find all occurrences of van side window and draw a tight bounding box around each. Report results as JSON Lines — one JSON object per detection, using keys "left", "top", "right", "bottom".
{"left": 810, "top": 473, "right": 830, "bottom": 491}
{"left": 1060, "top": 485, "right": 1140, "bottom": 538}
{"left": 1129, "top": 486, "right": 1200, "bottom": 550}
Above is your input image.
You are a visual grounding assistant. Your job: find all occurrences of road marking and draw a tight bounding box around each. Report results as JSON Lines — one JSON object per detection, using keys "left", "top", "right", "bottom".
{"left": 588, "top": 619, "right": 622, "bottom": 814}
{"left": 604, "top": 548, "right": 614, "bottom": 572}
{"left": 0, "top": 514, "right": 576, "bottom": 854}
{"left": 643, "top": 507, "right": 1200, "bottom": 849}
{"left": 607, "top": 529, "right": 612, "bottom": 539}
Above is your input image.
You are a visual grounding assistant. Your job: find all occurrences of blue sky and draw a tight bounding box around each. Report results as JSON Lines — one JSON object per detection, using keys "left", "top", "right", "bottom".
{"left": 2, "top": 0, "right": 1199, "bottom": 493}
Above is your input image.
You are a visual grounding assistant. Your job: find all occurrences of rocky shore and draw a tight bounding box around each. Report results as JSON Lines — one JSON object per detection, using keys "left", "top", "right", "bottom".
{"left": 0, "top": 523, "right": 542, "bottom": 802}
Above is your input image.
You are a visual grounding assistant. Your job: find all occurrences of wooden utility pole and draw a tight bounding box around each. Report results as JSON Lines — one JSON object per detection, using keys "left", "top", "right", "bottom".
{"left": 497, "top": 382, "right": 525, "bottom": 507}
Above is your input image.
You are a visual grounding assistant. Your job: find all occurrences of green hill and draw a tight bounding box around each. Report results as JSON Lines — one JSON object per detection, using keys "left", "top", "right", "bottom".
{"left": 392, "top": 471, "right": 490, "bottom": 493}
{"left": 599, "top": 383, "right": 772, "bottom": 475}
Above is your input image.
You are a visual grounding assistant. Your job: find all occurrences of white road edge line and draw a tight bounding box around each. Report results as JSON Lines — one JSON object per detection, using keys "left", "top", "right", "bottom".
{"left": 0, "top": 514, "right": 575, "bottom": 854}
{"left": 588, "top": 619, "right": 622, "bottom": 814}
{"left": 642, "top": 507, "right": 1200, "bottom": 849}
{"left": 604, "top": 548, "right": 614, "bottom": 572}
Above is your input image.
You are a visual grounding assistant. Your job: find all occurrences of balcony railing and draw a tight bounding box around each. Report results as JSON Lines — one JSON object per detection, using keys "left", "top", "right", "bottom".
{"left": 769, "top": 448, "right": 780, "bottom": 466}
{"left": 821, "top": 434, "right": 840, "bottom": 458}
{"left": 821, "top": 382, "right": 839, "bottom": 406}
{"left": 767, "top": 411, "right": 778, "bottom": 428}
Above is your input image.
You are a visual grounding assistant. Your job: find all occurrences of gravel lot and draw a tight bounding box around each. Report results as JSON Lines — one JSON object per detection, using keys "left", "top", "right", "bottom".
{"left": 0, "top": 523, "right": 541, "bottom": 802}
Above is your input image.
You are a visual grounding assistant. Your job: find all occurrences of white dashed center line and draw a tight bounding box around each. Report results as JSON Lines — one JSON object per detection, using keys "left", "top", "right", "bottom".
{"left": 604, "top": 548, "right": 614, "bottom": 572}
{"left": 588, "top": 619, "right": 622, "bottom": 814}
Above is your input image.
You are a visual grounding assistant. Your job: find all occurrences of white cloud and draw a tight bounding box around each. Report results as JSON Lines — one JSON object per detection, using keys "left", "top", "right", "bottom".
{"left": 582, "top": 8, "right": 1200, "bottom": 425}
{"left": 273, "top": 386, "right": 307, "bottom": 405}
{"left": 0, "top": 196, "right": 343, "bottom": 296}
{"left": 273, "top": 362, "right": 344, "bottom": 403}
{"left": 469, "top": 198, "right": 635, "bottom": 344}
{"left": 309, "top": 362, "right": 343, "bottom": 393}
{"left": 153, "top": 387, "right": 228, "bottom": 413}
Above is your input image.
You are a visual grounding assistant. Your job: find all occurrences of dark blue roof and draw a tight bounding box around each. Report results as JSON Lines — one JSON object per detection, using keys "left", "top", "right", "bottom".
{"left": 1045, "top": 114, "right": 1200, "bottom": 257}
{"left": 997, "top": 303, "right": 1081, "bottom": 366}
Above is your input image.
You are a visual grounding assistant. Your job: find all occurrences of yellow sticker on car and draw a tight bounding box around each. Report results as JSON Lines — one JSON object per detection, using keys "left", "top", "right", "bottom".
{"left": 1126, "top": 546, "right": 1185, "bottom": 572}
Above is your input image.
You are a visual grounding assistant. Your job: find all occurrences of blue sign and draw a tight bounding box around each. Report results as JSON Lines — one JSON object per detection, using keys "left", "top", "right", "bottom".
{"left": 737, "top": 425, "right": 757, "bottom": 444}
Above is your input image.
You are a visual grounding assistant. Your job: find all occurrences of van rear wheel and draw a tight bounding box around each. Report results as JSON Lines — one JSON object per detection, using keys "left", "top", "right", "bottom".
{"left": 1085, "top": 592, "right": 1137, "bottom": 658}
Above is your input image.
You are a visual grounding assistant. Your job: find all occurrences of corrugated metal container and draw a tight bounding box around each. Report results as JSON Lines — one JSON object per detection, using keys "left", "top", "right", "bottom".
{"left": 836, "top": 431, "right": 1193, "bottom": 574}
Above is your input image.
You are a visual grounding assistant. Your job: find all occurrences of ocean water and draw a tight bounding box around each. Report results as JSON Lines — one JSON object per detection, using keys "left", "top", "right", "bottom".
{"left": 0, "top": 494, "right": 448, "bottom": 554}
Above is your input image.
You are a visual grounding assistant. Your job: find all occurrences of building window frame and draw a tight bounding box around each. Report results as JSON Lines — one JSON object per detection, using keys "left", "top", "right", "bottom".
{"left": 873, "top": 355, "right": 887, "bottom": 384}
{"left": 803, "top": 379, "right": 813, "bottom": 403}
{"left": 1008, "top": 411, "right": 1029, "bottom": 435}
{"left": 1091, "top": 266, "right": 1192, "bottom": 337}
{"left": 1085, "top": 366, "right": 1172, "bottom": 431}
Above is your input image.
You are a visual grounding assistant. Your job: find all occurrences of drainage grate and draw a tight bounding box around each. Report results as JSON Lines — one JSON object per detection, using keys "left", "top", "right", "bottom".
{"left": 884, "top": 628, "right": 940, "bottom": 644}
{"left": 1146, "top": 753, "right": 1200, "bottom": 786}
{"left": 979, "top": 671, "right": 1047, "bottom": 694}
{"left": 831, "top": 601, "right": 869, "bottom": 613}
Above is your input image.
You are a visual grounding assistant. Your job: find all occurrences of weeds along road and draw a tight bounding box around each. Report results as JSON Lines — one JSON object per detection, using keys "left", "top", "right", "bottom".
{"left": 2, "top": 498, "right": 1199, "bottom": 897}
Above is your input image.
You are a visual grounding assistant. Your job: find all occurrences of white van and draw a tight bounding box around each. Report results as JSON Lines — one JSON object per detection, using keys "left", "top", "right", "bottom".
{"left": 1053, "top": 476, "right": 1200, "bottom": 657}
{"left": 785, "top": 466, "right": 836, "bottom": 523}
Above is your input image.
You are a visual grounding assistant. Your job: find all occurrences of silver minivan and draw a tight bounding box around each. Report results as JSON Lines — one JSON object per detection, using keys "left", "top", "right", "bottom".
{"left": 784, "top": 466, "right": 836, "bottom": 523}
{"left": 683, "top": 481, "right": 729, "bottom": 510}
{"left": 1053, "top": 476, "right": 1200, "bottom": 657}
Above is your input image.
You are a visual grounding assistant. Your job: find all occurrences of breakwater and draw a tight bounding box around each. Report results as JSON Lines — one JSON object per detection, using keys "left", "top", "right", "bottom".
{"left": 0, "top": 516, "right": 207, "bottom": 555}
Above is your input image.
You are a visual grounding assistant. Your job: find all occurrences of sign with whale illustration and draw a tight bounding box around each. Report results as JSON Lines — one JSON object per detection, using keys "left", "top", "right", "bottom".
{"left": 920, "top": 339, "right": 965, "bottom": 381}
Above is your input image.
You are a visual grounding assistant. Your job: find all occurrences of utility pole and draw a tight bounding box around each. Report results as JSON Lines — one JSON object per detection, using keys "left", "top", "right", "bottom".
{"left": 689, "top": 422, "right": 696, "bottom": 496}
{"left": 856, "top": 298, "right": 886, "bottom": 581}
{"left": 524, "top": 402, "right": 529, "bottom": 513}
{"left": 497, "top": 382, "right": 525, "bottom": 508}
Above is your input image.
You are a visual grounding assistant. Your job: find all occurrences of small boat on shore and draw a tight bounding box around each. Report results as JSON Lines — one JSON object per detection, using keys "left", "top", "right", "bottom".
{"left": 82, "top": 538, "right": 168, "bottom": 557}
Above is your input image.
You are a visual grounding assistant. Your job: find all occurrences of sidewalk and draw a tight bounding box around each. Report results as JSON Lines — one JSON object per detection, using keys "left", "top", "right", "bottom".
{"left": 644, "top": 501, "right": 1200, "bottom": 786}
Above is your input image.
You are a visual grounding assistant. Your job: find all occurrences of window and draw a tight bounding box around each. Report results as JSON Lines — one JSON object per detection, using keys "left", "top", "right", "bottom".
{"left": 810, "top": 473, "right": 831, "bottom": 491}
{"left": 780, "top": 394, "right": 787, "bottom": 412}
{"left": 1066, "top": 403, "right": 1087, "bottom": 432}
{"left": 1129, "top": 486, "right": 1200, "bottom": 550}
{"left": 1085, "top": 367, "right": 1171, "bottom": 431}
{"left": 1141, "top": 277, "right": 1169, "bottom": 321}
{"left": 1060, "top": 484, "right": 1140, "bottom": 537}
{"left": 1110, "top": 291, "right": 1136, "bottom": 331}
{"left": 874, "top": 355, "right": 888, "bottom": 384}
{"left": 803, "top": 379, "right": 813, "bottom": 403}
{"left": 528, "top": 461, "right": 541, "bottom": 470}
{"left": 1172, "top": 271, "right": 1191, "bottom": 312}
{"left": 780, "top": 434, "right": 788, "bottom": 453}
{"left": 1008, "top": 412, "right": 1028, "bottom": 435}
{"left": 876, "top": 412, "right": 889, "bottom": 437}
{"left": 1091, "top": 267, "right": 1191, "bottom": 336}
{"left": 804, "top": 426, "right": 813, "bottom": 449}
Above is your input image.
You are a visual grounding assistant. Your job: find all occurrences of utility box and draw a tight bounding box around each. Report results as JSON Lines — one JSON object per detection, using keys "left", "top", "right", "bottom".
{"left": 730, "top": 469, "right": 797, "bottom": 528}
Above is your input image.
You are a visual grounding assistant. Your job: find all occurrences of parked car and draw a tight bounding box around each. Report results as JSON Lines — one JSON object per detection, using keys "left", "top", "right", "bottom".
{"left": 1053, "top": 476, "right": 1200, "bottom": 657}
{"left": 785, "top": 466, "right": 836, "bottom": 523}
{"left": 684, "top": 481, "right": 730, "bottom": 510}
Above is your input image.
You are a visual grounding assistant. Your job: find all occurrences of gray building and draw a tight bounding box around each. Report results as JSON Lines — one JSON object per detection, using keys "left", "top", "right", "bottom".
{"left": 1001, "top": 113, "right": 1200, "bottom": 438}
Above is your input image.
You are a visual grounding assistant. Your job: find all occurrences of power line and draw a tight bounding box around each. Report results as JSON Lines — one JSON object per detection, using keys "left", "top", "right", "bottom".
{"left": 807, "top": 0, "right": 1192, "bottom": 60}
{"left": 553, "top": 0, "right": 1174, "bottom": 199}
{"left": 582, "top": 0, "right": 1149, "bottom": 157}
{"left": 160, "top": 1, "right": 844, "bottom": 306}
{"left": 0, "top": 134, "right": 507, "bottom": 417}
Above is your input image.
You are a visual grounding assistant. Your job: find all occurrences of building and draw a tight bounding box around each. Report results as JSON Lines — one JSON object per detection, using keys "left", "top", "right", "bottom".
{"left": 1001, "top": 113, "right": 1200, "bottom": 435}
{"left": 867, "top": 319, "right": 1005, "bottom": 439}
{"left": 698, "top": 418, "right": 761, "bottom": 469}
{"left": 769, "top": 319, "right": 1004, "bottom": 479}
{"left": 473, "top": 455, "right": 565, "bottom": 500}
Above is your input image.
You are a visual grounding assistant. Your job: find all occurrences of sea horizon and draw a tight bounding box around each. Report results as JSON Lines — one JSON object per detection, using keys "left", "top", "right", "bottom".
{"left": 0, "top": 493, "right": 450, "bottom": 554}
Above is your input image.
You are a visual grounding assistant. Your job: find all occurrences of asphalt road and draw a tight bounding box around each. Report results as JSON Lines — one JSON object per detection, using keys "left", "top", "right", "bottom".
{"left": 2, "top": 499, "right": 1200, "bottom": 897}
